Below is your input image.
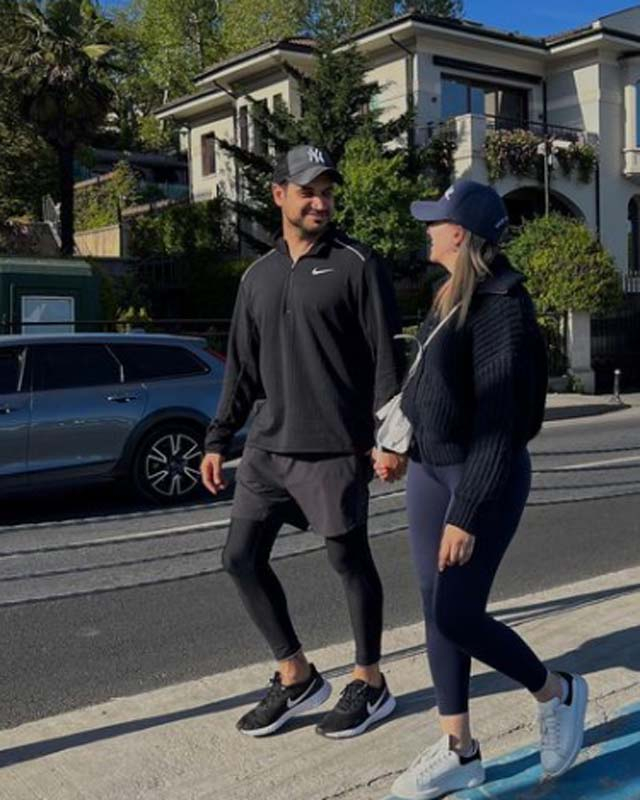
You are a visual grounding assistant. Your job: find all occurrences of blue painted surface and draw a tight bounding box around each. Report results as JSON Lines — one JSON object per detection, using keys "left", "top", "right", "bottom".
{"left": 384, "top": 702, "right": 640, "bottom": 800}
{"left": 454, "top": 701, "right": 640, "bottom": 800}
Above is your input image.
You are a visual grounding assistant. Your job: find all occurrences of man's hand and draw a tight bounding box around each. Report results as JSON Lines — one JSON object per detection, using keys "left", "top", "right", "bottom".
{"left": 372, "top": 448, "right": 407, "bottom": 482}
{"left": 200, "top": 452, "right": 227, "bottom": 495}
{"left": 438, "top": 524, "right": 476, "bottom": 571}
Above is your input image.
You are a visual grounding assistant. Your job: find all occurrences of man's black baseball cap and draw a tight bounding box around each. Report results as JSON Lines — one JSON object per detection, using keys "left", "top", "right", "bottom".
{"left": 411, "top": 179, "right": 509, "bottom": 244}
{"left": 273, "top": 145, "right": 342, "bottom": 186}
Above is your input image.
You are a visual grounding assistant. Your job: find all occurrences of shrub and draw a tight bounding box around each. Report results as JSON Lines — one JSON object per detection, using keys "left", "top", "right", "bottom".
{"left": 504, "top": 214, "right": 623, "bottom": 314}
{"left": 334, "top": 134, "right": 434, "bottom": 269}
{"left": 127, "top": 197, "right": 230, "bottom": 257}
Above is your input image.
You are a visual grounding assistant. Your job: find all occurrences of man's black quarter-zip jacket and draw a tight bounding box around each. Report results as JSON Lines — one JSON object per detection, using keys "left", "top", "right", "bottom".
{"left": 204, "top": 228, "right": 404, "bottom": 457}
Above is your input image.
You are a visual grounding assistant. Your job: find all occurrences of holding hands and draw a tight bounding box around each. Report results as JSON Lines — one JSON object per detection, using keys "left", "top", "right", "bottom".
{"left": 372, "top": 448, "right": 408, "bottom": 483}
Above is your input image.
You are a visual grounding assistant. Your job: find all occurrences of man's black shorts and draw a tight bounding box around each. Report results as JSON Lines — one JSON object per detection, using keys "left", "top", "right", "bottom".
{"left": 231, "top": 447, "right": 373, "bottom": 538}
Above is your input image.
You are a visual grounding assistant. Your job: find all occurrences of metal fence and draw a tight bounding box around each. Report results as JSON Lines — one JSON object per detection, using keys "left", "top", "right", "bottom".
{"left": 537, "top": 312, "right": 567, "bottom": 378}
{"left": 592, "top": 308, "right": 640, "bottom": 392}
{"left": 2, "top": 313, "right": 569, "bottom": 378}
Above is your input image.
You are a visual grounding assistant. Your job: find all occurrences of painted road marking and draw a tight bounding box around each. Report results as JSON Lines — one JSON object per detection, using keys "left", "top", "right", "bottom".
{"left": 554, "top": 455, "right": 640, "bottom": 471}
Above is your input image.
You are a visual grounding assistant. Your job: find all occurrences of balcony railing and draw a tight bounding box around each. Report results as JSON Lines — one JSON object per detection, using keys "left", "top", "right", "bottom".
{"left": 623, "top": 271, "right": 640, "bottom": 293}
{"left": 484, "top": 115, "right": 594, "bottom": 146}
{"left": 417, "top": 114, "right": 594, "bottom": 147}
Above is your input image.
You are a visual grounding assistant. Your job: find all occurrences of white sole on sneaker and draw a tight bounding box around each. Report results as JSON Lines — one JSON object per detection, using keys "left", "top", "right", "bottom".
{"left": 239, "top": 678, "right": 332, "bottom": 737}
{"left": 319, "top": 693, "right": 397, "bottom": 739}
{"left": 543, "top": 674, "right": 589, "bottom": 778}
{"left": 385, "top": 763, "right": 485, "bottom": 800}
{"left": 391, "top": 763, "right": 485, "bottom": 800}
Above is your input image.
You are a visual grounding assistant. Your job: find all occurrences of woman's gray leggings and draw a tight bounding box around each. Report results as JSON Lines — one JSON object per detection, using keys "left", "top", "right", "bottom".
{"left": 406, "top": 449, "right": 548, "bottom": 715}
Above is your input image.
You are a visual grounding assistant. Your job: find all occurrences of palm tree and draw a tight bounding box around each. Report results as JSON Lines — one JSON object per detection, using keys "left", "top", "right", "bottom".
{"left": 0, "top": 0, "right": 116, "bottom": 255}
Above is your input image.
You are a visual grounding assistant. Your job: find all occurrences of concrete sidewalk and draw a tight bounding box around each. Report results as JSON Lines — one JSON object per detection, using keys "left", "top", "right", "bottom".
{"left": 1, "top": 567, "right": 638, "bottom": 799}
{"left": 544, "top": 391, "right": 640, "bottom": 421}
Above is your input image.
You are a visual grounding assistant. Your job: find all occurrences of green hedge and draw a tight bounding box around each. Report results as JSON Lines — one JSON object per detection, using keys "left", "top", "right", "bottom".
{"left": 504, "top": 214, "right": 622, "bottom": 314}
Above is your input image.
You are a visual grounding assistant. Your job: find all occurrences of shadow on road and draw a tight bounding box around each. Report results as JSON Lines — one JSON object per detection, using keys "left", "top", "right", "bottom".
{"left": 0, "top": 469, "right": 239, "bottom": 529}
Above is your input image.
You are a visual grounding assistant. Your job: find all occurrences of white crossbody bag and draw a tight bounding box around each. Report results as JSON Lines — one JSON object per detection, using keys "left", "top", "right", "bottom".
{"left": 375, "top": 304, "right": 461, "bottom": 454}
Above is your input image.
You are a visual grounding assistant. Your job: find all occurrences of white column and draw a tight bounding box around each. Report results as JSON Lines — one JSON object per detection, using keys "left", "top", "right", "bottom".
{"left": 566, "top": 310, "right": 595, "bottom": 393}
{"left": 452, "top": 114, "right": 488, "bottom": 182}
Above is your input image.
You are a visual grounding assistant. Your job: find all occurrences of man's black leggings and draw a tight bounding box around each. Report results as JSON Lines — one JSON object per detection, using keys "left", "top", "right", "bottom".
{"left": 222, "top": 519, "right": 383, "bottom": 666}
{"left": 406, "top": 449, "right": 549, "bottom": 715}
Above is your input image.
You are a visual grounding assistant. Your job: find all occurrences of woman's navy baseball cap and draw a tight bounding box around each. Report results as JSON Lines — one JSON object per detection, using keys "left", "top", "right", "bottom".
{"left": 411, "top": 180, "right": 509, "bottom": 244}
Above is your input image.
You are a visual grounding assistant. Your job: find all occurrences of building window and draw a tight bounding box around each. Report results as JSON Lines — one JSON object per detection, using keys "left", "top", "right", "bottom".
{"left": 273, "top": 93, "right": 285, "bottom": 110}
{"left": 201, "top": 133, "right": 216, "bottom": 176}
{"left": 21, "top": 296, "right": 75, "bottom": 335}
{"left": 239, "top": 106, "right": 249, "bottom": 150}
{"left": 442, "top": 75, "right": 528, "bottom": 128}
{"left": 253, "top": 100, "right": 268, "bottom": 156}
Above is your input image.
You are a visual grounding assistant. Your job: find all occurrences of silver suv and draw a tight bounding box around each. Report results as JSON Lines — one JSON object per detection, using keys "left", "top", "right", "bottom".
{"left": 0, "top": 333, "right": 239, "bottom": 504}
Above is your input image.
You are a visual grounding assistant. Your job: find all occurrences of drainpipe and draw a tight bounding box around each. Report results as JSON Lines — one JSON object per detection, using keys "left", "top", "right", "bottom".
{"left": 389, "top": 35, "right": 416, "bottom": 158}
{"left": 542, "top": 79, "right": 550, "bottom": 216}
{"left": 179, "top": 121, "right": 193, "bottom": 204}
{"left": 595, "top": 157, "right": 601, "bottom": 243}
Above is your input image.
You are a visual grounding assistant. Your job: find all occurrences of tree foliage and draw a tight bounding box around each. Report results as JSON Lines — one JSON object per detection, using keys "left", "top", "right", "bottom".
{"left": 504, "top": 214, "right": 623, "bottom": 314}
{"left": 219, "top": 0, "right": 309, "bottom": 55}
{"left": 218, "top": 45, "right": 413, "bottom": 250}
{"left": 0, "top": 77, "right": 58, "bottom": 222}
{"left": 401, "top": 0, "right": 464, "bottom": 17}
{"left": 0, "top": 0, "right": 118, "bottom": 253}
{"left": 335, "top": 134, "right": 433, "bottom": 266}
{"left": 131, "top": 0, "right": 222, "bottom": 100}
{"left": 308, "top": 0, "right": 393, "bottom": 41}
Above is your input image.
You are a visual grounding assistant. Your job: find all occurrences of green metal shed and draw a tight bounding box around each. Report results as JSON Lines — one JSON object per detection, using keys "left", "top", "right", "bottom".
{"left": 0, "top": 257, "right": 101, "bottom": 335}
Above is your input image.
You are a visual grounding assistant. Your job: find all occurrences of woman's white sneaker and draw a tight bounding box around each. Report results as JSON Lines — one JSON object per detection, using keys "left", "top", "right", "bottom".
{"left": 538, "top": 671, "right": 588, "bottom": 777}
{"left": 391, "top": 735, "right": 485, "bottom": 800}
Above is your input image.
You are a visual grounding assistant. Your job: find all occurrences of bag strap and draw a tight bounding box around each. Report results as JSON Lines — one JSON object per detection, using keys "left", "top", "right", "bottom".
{"left": 394, "top": 303, "right": 461, "bottom": 387}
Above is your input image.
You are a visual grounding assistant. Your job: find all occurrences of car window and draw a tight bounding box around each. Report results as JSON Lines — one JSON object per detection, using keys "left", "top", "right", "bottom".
{"left": 109, "top": 344, "right": 209, "bottom": 381}
{"left": 0, "top": 347, "right": 24, "bottom": 394}
{"left": 33, "top": 344, "right": 121, "bottom": 391}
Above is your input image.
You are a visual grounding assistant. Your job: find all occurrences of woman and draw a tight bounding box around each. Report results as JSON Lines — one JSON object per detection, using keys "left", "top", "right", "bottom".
{"left": 379, "top": 180, "right": 588, "bottom": 799}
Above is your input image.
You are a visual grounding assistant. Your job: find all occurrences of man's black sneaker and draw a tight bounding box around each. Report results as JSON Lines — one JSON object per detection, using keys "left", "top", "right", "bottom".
{"left": 315, "top": 674, "right": 396, "bottom": 738}
{"left": 236, "top": 663, "right": 331, "bottom": 737}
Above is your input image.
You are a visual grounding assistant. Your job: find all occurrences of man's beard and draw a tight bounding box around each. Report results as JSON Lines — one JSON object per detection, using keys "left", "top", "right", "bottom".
{"left": 297, "top": 215, "right": 331, "bottom": 239}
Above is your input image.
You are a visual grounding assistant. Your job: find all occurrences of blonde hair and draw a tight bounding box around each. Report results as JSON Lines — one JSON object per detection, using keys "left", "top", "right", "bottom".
{"left": 434, "top": 231, "right": 499, "bottom": 327}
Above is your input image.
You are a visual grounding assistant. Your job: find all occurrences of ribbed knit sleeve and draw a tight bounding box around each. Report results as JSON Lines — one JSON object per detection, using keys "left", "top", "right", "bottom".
{"left": 445, "top": 296, "right": 524, "bottom": 536}
{"left": 204, "top": 281, "right": 262, "bottom": 456}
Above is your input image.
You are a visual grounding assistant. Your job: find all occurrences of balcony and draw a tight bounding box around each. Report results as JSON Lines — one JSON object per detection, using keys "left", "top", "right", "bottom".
{"left": 419, "top": 114, "right": 596, "bottom": 187}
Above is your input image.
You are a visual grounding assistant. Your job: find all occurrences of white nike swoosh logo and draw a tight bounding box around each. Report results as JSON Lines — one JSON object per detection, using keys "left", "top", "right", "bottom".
{"left": 311, "top": 268, "right": 334, "bottom": 275}
{"left": 287, "top": 680, "right": 318, "bottom": 709}
{"left": 367, "top": 691, "right": 386, "bottom": 716}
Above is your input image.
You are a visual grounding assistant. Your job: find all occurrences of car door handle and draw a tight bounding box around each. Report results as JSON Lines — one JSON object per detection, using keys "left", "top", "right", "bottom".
{"left": 106, "top": 394, "right": 139, "bottom": 403}
{"left": 0, "top": 405, "right": 21, "bottom": 414}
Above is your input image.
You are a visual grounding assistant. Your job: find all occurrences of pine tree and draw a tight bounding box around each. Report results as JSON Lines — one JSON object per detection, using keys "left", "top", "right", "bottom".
{"left": 217, "top": 45, "right": 413, "bottom": 252}
{"left": 399, "top": 1, "right": 464, "bottom": 18}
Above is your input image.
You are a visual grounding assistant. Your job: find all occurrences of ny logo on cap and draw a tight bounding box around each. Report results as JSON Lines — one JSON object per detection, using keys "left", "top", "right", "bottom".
{"left": 307, "top": 147, "right": 326, "bottom": 165}
{"left": 445, "top": 186, "right": 455, "bottom": 200}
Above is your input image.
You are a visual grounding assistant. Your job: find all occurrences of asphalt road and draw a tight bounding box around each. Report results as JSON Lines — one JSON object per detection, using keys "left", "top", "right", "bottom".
{"left": 1, "top": 407, "right": 640, "bottom": 730}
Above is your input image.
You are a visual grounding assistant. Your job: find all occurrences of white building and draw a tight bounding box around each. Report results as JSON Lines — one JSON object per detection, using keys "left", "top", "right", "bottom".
{"left": 155, "top": 6, "right": 640, "bottom": 288}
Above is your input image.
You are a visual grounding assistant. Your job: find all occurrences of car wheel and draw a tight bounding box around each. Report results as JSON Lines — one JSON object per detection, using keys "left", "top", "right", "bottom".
{"left": 132, "top": 423, "right": 205, "bottom": 504}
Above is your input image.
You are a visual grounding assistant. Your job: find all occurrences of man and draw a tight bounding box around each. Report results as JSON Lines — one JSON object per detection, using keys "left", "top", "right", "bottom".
{"left": 201, "top": 144, "right": 406, "bottom": 739}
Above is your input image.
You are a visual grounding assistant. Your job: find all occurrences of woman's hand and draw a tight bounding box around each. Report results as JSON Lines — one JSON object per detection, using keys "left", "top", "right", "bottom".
{"left": 372, "top": 448, "right": 407, "bottom": 482}
{"left": 438, "top": 524, "right": 476, "bottom": 571}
